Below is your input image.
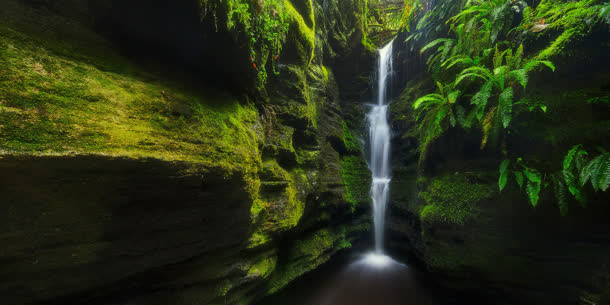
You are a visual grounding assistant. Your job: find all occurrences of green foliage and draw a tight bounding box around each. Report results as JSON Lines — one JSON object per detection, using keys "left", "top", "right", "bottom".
{"left": 202, "top": 0, "right": 291, "bottom": 84}
{"left": 412, "top": 82, "right": 460, "bottom": 161}
{"left": 405, "top": 0, "right": 460, "bottom": 50}
{"left": 404, "top": 0, "right": 607, "bottom": 218}
{"left": 497, "top": 158, "right": 542, "bottom": 207}
{"left": 454, "top": 44, "right": 554, "bottom": 148}
{"left": 498, "top": 159, "right": 510, "bottom": 191}
{"left": 600, "top": 2, "right": 610, "bottom": 24}
{"left": 498, "top": 147, "right": 609, "bottom": 214}
{"left": 563, "top": 145, "right": 610, "bottom": 197}
{"left": 582, "top": 153, "right": 610, "bottom": 192}
{"left": 418, "top": 0, "right": 526, "bottom": 76}
{"left": 524, "top": 168, "right": 542, "bottom": 207}
{"left": 531, "top": 0, "right": 606, "bottom": 59}
{"left": 563, "top": 145, "right": 589, "bottom": 204}
{"left": 399, "top": 0, "right": 424, "bottom": 32}
{"left": 406, "top": 1, "right": 560, "bottom": 156}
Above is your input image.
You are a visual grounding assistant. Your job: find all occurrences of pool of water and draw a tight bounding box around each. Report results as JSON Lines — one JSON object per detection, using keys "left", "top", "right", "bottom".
{"left": 256, "top": 252, "right": 476, "bottom": 305}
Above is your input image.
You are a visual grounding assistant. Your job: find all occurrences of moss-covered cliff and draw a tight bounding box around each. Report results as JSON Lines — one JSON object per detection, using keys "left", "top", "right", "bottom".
{"left": 0, "top": 0, "right": 376, "bottom": 304}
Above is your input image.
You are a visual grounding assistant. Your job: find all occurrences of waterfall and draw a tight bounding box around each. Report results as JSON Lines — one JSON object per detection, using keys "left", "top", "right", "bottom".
{"left": 368, "top": 39, "right": 394, "bottom": 253}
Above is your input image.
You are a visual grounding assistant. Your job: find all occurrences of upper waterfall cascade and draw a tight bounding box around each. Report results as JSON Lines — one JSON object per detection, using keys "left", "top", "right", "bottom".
{"left": 368, "top": 39, "right": 394, "bottom": 253}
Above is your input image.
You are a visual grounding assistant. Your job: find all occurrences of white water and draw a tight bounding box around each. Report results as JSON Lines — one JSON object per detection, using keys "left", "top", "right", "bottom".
{"left": 368, "top": 39, "right": 394, "bottom": 254}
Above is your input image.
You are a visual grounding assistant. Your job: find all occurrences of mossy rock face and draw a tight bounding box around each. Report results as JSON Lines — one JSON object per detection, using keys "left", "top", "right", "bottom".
{"left": 0, "top": 1, "right": 373, "bottom": 304}
{"left": 280, "top": 0, "right": 316, "bottom": 68}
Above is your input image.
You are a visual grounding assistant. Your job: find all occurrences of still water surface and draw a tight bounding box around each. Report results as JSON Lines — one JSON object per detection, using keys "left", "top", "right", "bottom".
{"left": 256, "top": 252, "right": 466, "bottom": 305}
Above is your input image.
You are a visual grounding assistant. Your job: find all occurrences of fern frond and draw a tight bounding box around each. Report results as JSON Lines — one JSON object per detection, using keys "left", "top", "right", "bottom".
{"left": 462, "top": 66, "right": 494, "bottom": 77}
{"left": 552, "top": 173, "right": 569, "bottom": 216}
{"left": 513, "top": 44, "right": 524, "bottom": 69}
{"left": 421, "top": 38, "right": 453, "bottom": 54}
{"left": 521, "top": 168, "right": 542, "bottom": 207}
{"left": 442, "top": 56, "right": 476, "bottom": 69}
{"left": 472, "top": 81, "right": 493, "bottom": 121}
{"left": 413, "top": 95, "right": 444, "bottom": 109}
{"left": 586, "top": 153, "right": 610, "bottom": 191}
{"left": 499, "top": 159, "right": 510, "bottom": 191}
{"left": 480, "top": 105, "right": 496, "bottom": 149}
{"left": 524, "top": 60, "right": 556, "bottom": 72}
{"left": 514, "top": 171, "right": 524, "bottom": 189}
{"left": 493, "top": 65, "right": 509, "bottom": 76}
{"left": 498, "top": 87, "right": 513, "bottom": 128}
{"left": 455, "top": 72, "right": 489, "bottom": 86}
{"left": 509, "top": 69, "right": 528, "bottom": 89}
{"left": 493, "top": 46, "right": 504, "bottom": 69}
{"left": 563, "top": 145, "right": 588, "bottom": 205}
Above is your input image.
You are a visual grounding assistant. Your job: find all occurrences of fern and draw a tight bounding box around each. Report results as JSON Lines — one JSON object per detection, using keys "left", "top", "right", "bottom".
{"left": 509, "top": 69, "right": 528, "bottom": 89}
{"left": 421, "top": 38, "right": 454, "bottom": 54}
{"left": 471, "top": 80, "right": 493, "bottom": 121}
{"left": 582, "top": 153, "right": 610, "bottom": 192}
{"left": 552, "top": 173, "right": 569, "bottom": 216}
{"left": 453, "top": 44, "right": 554, "bottom": 149}
{"left": 502, "top": 147, "right": 608, "bottom": 214}
{"left": 514, "top": 171, "right": 524, "bottom": 189}
{"left": 524, "top": 168, "right": 542, "bottom": 207}
{"left": 413, "top": 82, "right": 462, "bottom": 162}
{"left": 499, "top": 159, "right": 510, "bottom": 191}
{"left": 498, "top": 87, "right": 513, "bottom": 128}
{"left": 563, "top": 145, "right": 588, "bottom": 205}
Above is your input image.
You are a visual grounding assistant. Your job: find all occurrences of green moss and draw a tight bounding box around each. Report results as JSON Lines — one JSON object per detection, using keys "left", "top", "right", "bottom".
{"left": 0, "top": 1, "right": 263, "bottom": 180}
{"left": 532, "top": 0, "right": 604, "bottom": 59}
{"left": 215, "top": 279, "right": 233, "bottom": 297}
{"left": 247, "top": 255, "right": 278, "bottom": 279}
{"left": 202, "top": 0, "right": 293, "bottom": 84}
{"left": 342, "top": 121, "right": 362, "bottom": 152}
{"left": 276, "top": 181, "right": 306, "bottom": 228}
{"left": 284, "top": 0, "right": 315, "bottom": 67}
{"left": 269, "top": 65, "right": 318, "bottom": 128}
{"left": 293, "top": 229, "right": 334, "bottom": 257}
{"left": 340, "top": 156, "right": 371, "bottom": 209}
{"left": 247, "top": 229, "right": 273, "bottom": 249}
{"left": 418, "top": 173, "right": 495, "bottom": 225}
{"left": 267, "top": 227, "right": 352, "bottom": 293}
{"left": 1, "top": 2, "right": 274, "bottom": 259}
{"left": 247, "top": 164, "right": 309, "bottom": 248}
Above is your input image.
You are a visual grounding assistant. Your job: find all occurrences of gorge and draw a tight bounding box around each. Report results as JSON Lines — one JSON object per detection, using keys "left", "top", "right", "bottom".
{"left": 1, "top": 1, "right": 609, "bottom": 305}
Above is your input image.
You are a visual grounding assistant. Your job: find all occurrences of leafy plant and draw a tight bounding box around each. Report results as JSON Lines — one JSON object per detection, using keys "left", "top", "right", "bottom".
{"left": 399, "top": 0, "right": 424, "bottom": 32}
{"left": 203, "top": 0, "right": 289, "bottom": 84}
{"left": 455, "top": 44, "right": 555, "bottom": 148}
{"left": 563, "top": 145, "right": 610, "bottom": 193}
{"left": 419, "top": 0, "right": 526, "bottom": 75}
{"left": 499, "top": 147, "right": 609, "bottom": 214}
{"left": 498, "top": 158, "right": 542, "bottom": 207}
{"left": 532, "top": 0, "right": 606, "bottom": 59}
{"left": 413, "top": 82, "right": 461, "bottom": 161}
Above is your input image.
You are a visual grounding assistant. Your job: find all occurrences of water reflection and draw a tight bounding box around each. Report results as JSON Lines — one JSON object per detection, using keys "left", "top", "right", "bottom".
{"left": 311, "top": 254, "right": 436, "bottom": 305}
{"left": 260, "top": 253, "right": 439, "bottom": 305}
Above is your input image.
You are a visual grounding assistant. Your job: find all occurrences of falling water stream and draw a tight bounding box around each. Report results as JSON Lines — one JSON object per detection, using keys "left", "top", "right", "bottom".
{"left": 368, "top": 39, "right": 394, "bottom": 255}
